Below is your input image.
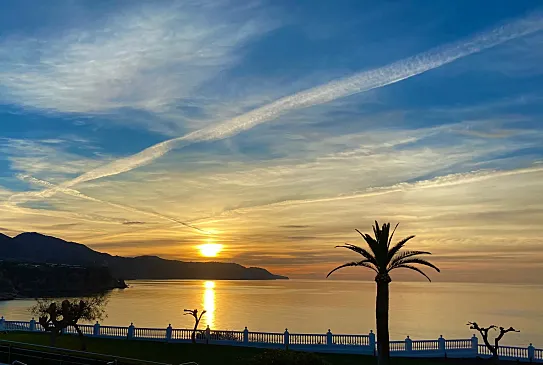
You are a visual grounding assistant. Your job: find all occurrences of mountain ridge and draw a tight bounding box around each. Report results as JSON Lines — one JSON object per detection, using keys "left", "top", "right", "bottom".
{"left": 0, "top": 232, "right": 288, "bottom": 280}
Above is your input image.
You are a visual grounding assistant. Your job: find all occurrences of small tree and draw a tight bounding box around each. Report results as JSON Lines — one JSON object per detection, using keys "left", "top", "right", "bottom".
{"left": 184, "top": 308, "right": 206, "bottom": 344}
{"left": 467, "top": 322, "right": 519, "bottom": 364}
{"left": 31, "top": 296, "right": 108, "bottom": 350}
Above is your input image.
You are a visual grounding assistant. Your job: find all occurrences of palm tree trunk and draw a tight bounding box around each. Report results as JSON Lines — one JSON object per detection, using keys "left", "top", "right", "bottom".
{"left": 376, "top": 280, "right": 390, "bottom": 365}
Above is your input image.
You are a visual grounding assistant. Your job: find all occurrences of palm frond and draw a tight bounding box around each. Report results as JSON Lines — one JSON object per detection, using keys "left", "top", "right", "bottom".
{"left": 355, "top": 229, "right": 380, "bottom": 257}
{"left": 393, "top": 264, "right": 432, "bottom": 281}
{"left": 390, "top": 258, "right": 440, "bottom": 272}
{"left": 377, "top": 222, "right": 390, "bottom": 254}
{"left": 388, "top": 250, "right": 431, "bottom": 269}
{"left": 387, "top": 223, "right": 399, "bottom": 249}
{"left": 326, "top": 260, "right": 377, "bottom": 277}
{"left": 387, "top": 235, "right": 416, "bottom": 262}
{"left": 372, "top": 221, "right": 380, "bottom": 241}
{"left": 335, "top": 244, "right": 378, "bottom": 265}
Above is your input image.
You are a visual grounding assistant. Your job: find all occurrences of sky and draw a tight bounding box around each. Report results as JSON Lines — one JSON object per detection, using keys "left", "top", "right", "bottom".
{"left": 1, "top": 0, "right": 543, "bottom": 284}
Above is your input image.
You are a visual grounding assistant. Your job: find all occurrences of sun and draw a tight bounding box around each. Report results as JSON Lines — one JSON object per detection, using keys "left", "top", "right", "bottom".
{"left": 198, "top": 243, "right": 223, "bottom": 257}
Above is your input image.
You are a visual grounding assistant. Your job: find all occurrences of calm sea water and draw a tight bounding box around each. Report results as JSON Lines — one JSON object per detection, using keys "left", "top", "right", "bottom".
{"left": 1, "top": 280, "right": 541, "bottom": 347}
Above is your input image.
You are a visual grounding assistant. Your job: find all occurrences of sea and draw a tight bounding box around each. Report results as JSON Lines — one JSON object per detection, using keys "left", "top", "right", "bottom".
{"left": 1, "top": 280, "right": 541, "bottom": 347}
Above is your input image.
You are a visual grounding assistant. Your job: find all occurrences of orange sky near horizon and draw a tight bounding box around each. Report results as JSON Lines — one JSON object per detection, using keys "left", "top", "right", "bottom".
{"left": 2, "top": 166, "right": 542, "bottom": 284}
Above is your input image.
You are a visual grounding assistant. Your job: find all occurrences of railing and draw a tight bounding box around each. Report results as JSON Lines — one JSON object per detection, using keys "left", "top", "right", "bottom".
{"left": 478, "top": 344, "right": 530, "bottom": 359}
{"left": 247, "top": 331, "right": 283, "bottom": 344}
{"left": 412, "top": 339, "right": 439, "bottom": 351}
{"left": 0, "top": 339, "right": 174, "bottom": 365}
{"left": 389, "top": 341, "right": 405, "bottom": 352}
{"left": 3, "top": 321, "right": 31, "bottom": 331}
{"left": 99, "top": 325, "right": 128, "bottom": 338}
{"left": 208, "top": 330, "right": 244, "bottom": 343}
{"left": 64, "top": 324, "right": 94, "bottom": 336}
{"left": 135, "top": 327, "right": 168, "bottom": 340}
{"left": 171, "top": 328, "right": 193, "bottom": 341}
{"left": 290, "top": 334, "right": 327, "bottom": 345}
{"left": 1, "top": 317, "right": 541, "bottom": 362}
{"left": 445, "top": 339, "right": 472, "bottom": 350}
{"left": 332, "top": 334, "right": 369, "bottom": 346}
{"left": 499, "top": 346, "right": 528, "bottom": 359}
{"left": 535, "top": 348, "right": 543, "bottom": 361}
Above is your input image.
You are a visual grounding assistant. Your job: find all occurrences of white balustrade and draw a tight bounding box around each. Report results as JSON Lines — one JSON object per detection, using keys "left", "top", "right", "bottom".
{"left": 331, "top": 334, "right": 370, "bottom": 346}
{"left": 208, "top": 330, "right": 244, "bottom": 342}
{"left": 411, "top": 339, "right": 439, "bottom": 351}
{"left": 289, "top": 333, "right": 327, "bottom": 345}
{"left": 389, "top": 340, "right": 405, "bottom": 352}
{"left": 1, "top": 317, "right": 541, "bottom": 362}
{"left": 534, "top": 348, "right": 542, "bottom": 361}
{"left": 171, "top": 328, "right": 193, "bottom": 341}
{"left": 444, "top": 339, "right": 472, "bottom": 350}
{"left": 247, "top": 331, "right": 284, "bottom": 344}
{"left": 134, "top": 327, "right": 167, "bottom": 339}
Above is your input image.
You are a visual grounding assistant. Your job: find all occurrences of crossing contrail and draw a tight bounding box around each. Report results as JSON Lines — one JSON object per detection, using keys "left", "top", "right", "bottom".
{"left": 8, "top": 13, "right": 543, "bottom": 222}
{"left": 13, "top": 174, "right": 208, "bottom": 233}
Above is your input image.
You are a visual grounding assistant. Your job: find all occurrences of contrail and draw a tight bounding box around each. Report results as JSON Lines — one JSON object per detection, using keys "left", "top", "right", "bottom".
{"left": 15, "top": 174, "right": 208, "bottom": 233}
{"left": 9, "top": 13, "right": 543, "bottom": 204}
{"left": 188, "top": 166, "right": 543, "bottom": 225}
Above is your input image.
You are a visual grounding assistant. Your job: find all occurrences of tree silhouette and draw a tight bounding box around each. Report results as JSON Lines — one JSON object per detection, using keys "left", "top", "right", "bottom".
{"left": 184, "top": 308, "right": 206, "bottom": 344}
{"left": 468, "top": 322, "right": 519, "bottom": 364}
{"left": 327, "top": 221, "right": 440, "bottom": 365}
{"left": 31, "top": 296, "right": 107, "bottom": 350}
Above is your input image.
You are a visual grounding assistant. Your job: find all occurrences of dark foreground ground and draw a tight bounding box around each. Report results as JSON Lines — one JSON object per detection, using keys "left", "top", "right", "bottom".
{"left": 0, "top": 332, "right": 507, "bottom": 365}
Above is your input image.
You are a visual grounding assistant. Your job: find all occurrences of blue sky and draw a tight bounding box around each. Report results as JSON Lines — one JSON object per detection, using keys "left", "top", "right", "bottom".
{"left": 1, "top": 0, "right": 543, "bottom": 283}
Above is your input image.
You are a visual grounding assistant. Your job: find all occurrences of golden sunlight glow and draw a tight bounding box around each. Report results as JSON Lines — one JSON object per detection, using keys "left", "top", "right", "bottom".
{"left": 198, "top": 242, "right": 223, "bottom": 257}
{"left": 203, "top": 281, "right": 215, "bottom": 328}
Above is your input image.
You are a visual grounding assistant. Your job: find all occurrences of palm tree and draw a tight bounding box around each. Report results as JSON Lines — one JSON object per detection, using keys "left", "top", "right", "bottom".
{"left": 327, "top": 221, "right": 440, "bottom": 365}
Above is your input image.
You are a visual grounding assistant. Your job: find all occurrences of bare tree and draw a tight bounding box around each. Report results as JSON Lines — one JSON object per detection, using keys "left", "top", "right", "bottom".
{"left": 184, "top": 308, "right": 206, "bottom": 344}
{"left": 467, "top": 322, "right": 519, "bottom": 364}
{"left": 31, "top": 296, "right": 107, "bottom": 350}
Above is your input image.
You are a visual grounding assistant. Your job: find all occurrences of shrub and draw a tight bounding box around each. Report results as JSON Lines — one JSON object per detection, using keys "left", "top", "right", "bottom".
{"left": 245, "top": 349, "right": 331, "bottom": 365}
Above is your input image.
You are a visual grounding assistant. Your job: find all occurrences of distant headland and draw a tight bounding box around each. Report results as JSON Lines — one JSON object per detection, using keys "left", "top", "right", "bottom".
{"left": 0, "top": 231, "right": 288, "bottom": 300}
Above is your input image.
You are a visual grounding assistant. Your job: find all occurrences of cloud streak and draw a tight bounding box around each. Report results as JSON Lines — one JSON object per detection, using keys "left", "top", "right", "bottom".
{"left": 189, "top": 166, "right": 543, "bottom": 222}
{"left": 0, "top": 1, "right": 274, "bottom": 133}
{"left": 45, "top": 13, "right": 543, "bottom": 184}
{"left": 7, "top": 12, "right": 543, "bottom": 225}
{"left": 12, "top": 174, "right": 208, "bottom": 233}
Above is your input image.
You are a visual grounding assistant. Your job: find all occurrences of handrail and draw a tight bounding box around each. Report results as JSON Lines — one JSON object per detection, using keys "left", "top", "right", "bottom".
{"left": 0, "top": 339, "right": 173, "bottom": 365}
{"left": 1, "top": 318, "right": 541, "bottom": 362}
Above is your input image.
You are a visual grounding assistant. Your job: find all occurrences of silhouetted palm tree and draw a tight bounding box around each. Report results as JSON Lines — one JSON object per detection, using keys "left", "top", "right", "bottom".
{"left": 327, "top": 221, "right": 440, "bottom": 365}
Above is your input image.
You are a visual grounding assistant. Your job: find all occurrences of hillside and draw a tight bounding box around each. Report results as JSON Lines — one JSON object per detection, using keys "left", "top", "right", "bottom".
{"left": 0, "top": 232, "right": 288, "bottom": 281}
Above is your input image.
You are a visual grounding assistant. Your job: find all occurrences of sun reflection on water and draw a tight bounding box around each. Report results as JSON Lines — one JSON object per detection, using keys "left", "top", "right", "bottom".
{"left": 203, "top": 281, "right": 215, "bottom": 329}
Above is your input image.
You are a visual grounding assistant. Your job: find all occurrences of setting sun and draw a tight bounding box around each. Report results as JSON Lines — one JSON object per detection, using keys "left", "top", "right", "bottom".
{"left": 198, "top": 243, "right": 223, "bottom": 257}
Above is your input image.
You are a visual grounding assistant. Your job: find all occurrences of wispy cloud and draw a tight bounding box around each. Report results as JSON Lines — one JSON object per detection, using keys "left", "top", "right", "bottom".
{"left": 0, "top": 1, "right": 276, "bottom": 134}
{"left": 10, "top": 174, "right": 207, "bottom": 233}
{"left": 188, "top": 166, "right": 543, "bottom": 223}
{"left": 9, "top": 11, "right": 543, "bottom": 209}
{"left": 0, "top": 137, "right": 107, "bottom": 180}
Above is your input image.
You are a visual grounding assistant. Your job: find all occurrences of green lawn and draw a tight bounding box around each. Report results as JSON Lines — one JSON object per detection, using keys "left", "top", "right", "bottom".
{"left": 0, "top": 332, "right": 485, "bottom": 365}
